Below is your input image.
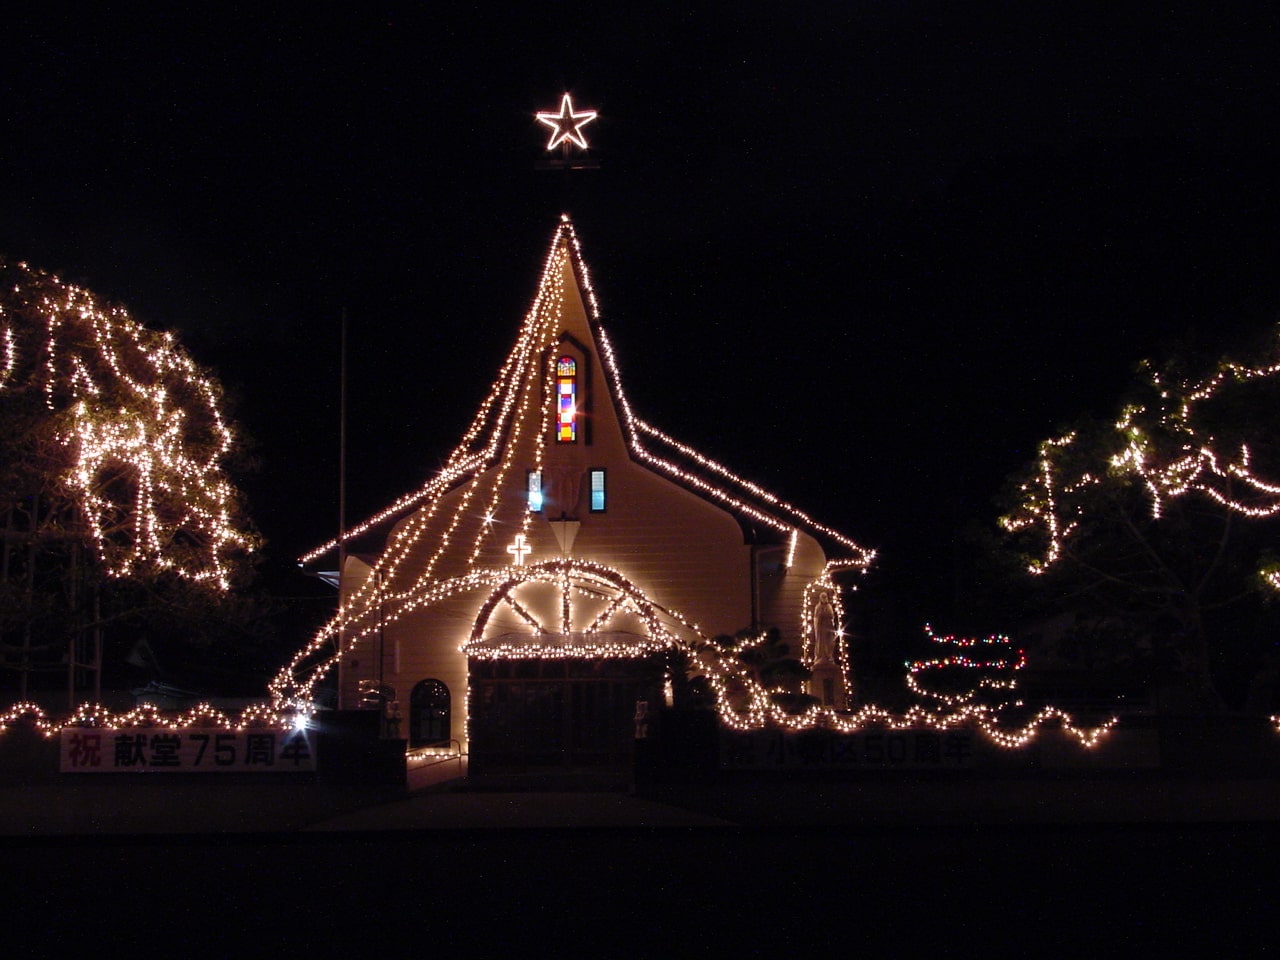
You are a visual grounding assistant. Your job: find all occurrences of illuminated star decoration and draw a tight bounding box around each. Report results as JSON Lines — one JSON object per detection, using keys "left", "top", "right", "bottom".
{"left": 536, "top": 93, "right": 597, "bottom": 150}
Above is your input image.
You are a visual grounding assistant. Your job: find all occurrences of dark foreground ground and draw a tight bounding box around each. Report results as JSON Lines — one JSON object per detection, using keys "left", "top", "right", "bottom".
{"left": 4, "top": 769, "right": 1279, "bottom": 953}
{"left": 13, "top": 819, "right": 1276, "bottom": 954}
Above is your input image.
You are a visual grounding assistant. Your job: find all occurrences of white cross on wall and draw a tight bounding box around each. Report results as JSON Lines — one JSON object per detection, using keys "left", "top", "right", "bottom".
{"left": 506, "top": 534, "right": 532, "bottom": 566}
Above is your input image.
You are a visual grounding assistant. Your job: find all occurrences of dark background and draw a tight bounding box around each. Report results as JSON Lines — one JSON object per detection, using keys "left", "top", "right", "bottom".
{"left": 2, "top": 5, "right": 1279, "bottom": 642}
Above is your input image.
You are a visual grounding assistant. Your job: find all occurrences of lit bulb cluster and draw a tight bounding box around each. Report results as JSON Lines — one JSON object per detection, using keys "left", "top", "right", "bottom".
{"left": 906, "top": 625, "right": 1026, "bottom": 706}
{"left": 406, "top": 744, "right": 461, "bottom": 762}
{"left": 1002, "top": 331, "right": 1280, "bottom": 589}
{"left": 463, "top": 558, "right": 705, "bottom": 659}
{"left": 0, "top": 260, "right": 252, "bottom": 589}
{"left": 276, "top": 222, "right": 1108, "bottom": 751}
{"left": 597, "top": 324, "right": 874, "bottom": 562}
{"left": 698, "top": 624, "right": 1115, "bottom": 748}
{"left": 535, "top": 93, "right": 597, "bottom": 151}
{"left": 999, "top": 433, "right": 1091, "bottom": 574}
{"left": 898, "top": 627, "right": 1115, "bottom": 747}
{"left": 0, "top": 699, "right": 300, "bottom": 739}
{"left": 281, "top": 218, "right": 873, "bottom": 715}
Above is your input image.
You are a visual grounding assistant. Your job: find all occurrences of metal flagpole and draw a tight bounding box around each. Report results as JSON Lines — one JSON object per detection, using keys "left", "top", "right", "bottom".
{"left": 336, "top": 307, "right": 348, "bottom": 709}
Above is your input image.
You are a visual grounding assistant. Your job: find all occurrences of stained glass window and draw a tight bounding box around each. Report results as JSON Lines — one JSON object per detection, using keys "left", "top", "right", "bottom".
{"left": 556, "top": 356, "right": 576, "bottom": 443}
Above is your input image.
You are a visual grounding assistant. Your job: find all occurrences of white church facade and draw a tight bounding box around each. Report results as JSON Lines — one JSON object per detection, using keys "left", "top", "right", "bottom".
{"left": 280, "top": 218, "right": 873, "bottom": 768}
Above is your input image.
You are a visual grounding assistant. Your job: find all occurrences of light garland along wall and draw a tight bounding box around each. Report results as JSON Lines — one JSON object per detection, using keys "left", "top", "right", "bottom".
{"left": 1, "top": 622, "right": 1116, "bottom": 750}
{"left": 5, "top": 618, "right": 1117, "bottom": 748}
{"left": 0, "top": 700, "right": 300, "bottom": 738}
{"left": 1, "top": 620, "right": 1120, "bottom": 748}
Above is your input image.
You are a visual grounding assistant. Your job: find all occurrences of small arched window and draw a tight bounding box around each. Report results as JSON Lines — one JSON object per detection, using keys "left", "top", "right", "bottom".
{"left": 556, "top": 356, "right": 577, "bottom": 443}
{"left": 409, "top": 679, "right": 451, "bottom": 747}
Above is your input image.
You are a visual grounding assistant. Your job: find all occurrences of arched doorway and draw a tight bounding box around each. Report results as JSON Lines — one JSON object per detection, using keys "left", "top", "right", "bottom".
{"left": 463, "top": 560, "right": 689, "bottom": 768}
{"left": 409, "top": 678, "right": 451, "bottom": 747}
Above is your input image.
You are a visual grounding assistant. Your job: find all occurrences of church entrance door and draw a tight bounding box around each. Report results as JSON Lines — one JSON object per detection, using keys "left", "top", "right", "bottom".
{"left": 468, "top": 655, "right": 663, "bottom": 769}
{"left": 463, "top": 561, "right": 689, "bottom": 772}
{"left": 409, "top": 678, "right": 451, "bottom": 747}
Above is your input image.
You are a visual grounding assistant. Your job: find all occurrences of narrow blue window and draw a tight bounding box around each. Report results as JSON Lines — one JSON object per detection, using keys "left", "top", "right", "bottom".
{"left": 589, "top": 469, "right": 606, "bottom": 512}
{"left": 527, "top": 470, "right": 543, "bottom": 512}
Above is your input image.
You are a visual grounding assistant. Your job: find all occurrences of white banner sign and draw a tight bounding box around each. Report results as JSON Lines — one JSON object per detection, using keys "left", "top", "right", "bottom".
{"left": 60, "top": 728, "right": 315, "bottom": 773}
{"left": 721, "top": 729, "right": 976, "bottom": 770}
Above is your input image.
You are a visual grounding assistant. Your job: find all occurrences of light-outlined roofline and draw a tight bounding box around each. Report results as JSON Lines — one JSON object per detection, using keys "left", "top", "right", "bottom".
{"left": 301, "top": 215, "right": 874, "bottom": 571}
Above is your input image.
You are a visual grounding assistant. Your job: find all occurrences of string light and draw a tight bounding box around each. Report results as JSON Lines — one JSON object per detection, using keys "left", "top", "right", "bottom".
{"left": 1001, "top": 329, "right": 1280, "bottom": 589}
{"left": 690, "top": 624, "right": 1115, "bottom": 748}
{"left": 273, "top": 220, "right": 1110, "bottom": 752}
{"left": 535, "top": 93, "right": 598, "bottom": 150}
{"left": 281, "top": 221, "right": 872, "bottom": 708}
{"left": 0, "top": 259, "right": 252, "bottom": 589}
{"left": 907, "top": 625, "right": 1025, "bottom": 707}
{"left": 0, "top": 229, "right": 1129, "bottom": 752}
{"left": 0, "top": 700, "right": 300, "bottom": 738}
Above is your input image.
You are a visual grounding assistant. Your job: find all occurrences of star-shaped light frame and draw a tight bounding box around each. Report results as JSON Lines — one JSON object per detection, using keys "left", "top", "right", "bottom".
{"left": 536, "top": 93, "right": 597, "bottom": 151}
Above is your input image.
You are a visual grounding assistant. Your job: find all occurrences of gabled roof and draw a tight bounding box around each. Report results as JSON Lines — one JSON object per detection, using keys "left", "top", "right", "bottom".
{"left": 303, "top": 216, "right": 873, "bottom": 571}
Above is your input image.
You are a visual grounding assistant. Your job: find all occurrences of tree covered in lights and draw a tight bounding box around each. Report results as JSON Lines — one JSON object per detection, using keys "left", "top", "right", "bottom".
{"left": 717, "top": 626, "right": 817, "bottom": 714}
{"left": 999, "top": 326, "right": 1280, "bottom": 710}
{"left": 0, "top": 258, "right": 258, "bottom": 702}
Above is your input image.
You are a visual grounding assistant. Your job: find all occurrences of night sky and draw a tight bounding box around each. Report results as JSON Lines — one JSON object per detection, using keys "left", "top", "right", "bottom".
{"left": 3, "top": 6, "right": 1280, "bottom": 632}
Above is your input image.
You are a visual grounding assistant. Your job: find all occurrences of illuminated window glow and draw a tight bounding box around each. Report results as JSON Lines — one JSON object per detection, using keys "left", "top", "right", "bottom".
{"left": 590, "top": 469, "right": 606, "bottom": 512}
{"left": 556, "top": 356, "right": 577, "bottom": 442}
{"left": 527, "top": 470, "right": 543, "bottom": 512}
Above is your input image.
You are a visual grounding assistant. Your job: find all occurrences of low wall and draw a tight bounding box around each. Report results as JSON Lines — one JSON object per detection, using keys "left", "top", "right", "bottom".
{"left": 0, "top": 710, "right": 406, "bottom": 786}
{"left": 635, "top": 711, "right": 1280, "bottom": 781}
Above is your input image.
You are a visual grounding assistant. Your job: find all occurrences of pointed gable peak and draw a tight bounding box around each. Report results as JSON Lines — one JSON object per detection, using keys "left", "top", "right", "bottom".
{"left": 534, "top": 214, "right": 600, "bottom": 324}
{"left": 303, "top": 216, "right": 874, "bottom": 574}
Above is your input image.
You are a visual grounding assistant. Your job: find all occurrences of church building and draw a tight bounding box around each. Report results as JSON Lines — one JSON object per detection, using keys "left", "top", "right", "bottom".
{"left": 281, "top": 217, "right": 874, "bottom": 769}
